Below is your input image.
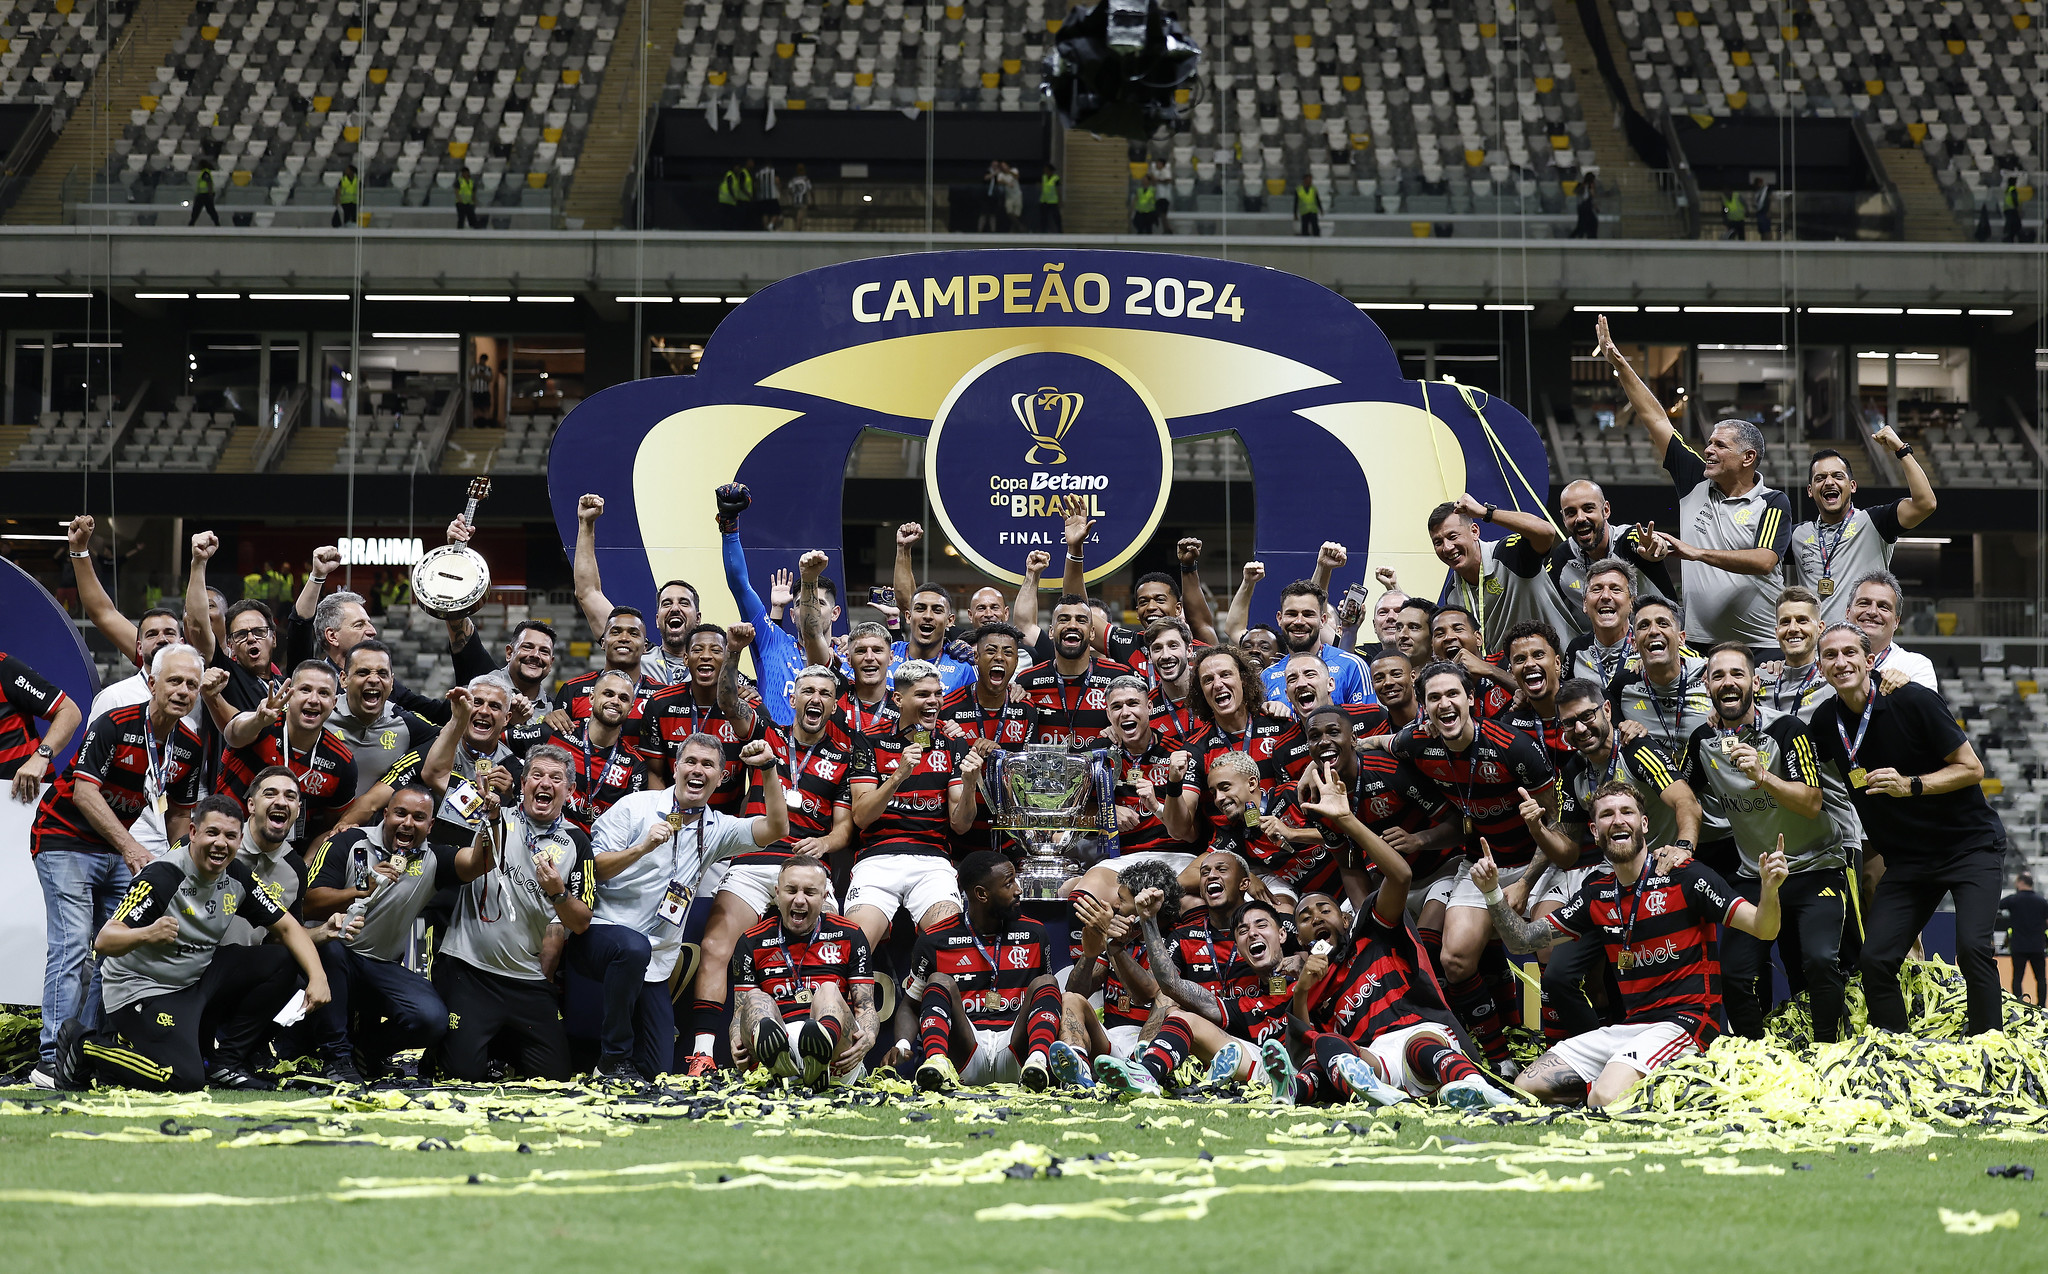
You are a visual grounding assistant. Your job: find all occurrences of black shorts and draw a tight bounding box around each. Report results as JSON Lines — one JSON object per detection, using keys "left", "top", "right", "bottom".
{"left": 433, "top": 955, "right": 572, "bottom": 1081}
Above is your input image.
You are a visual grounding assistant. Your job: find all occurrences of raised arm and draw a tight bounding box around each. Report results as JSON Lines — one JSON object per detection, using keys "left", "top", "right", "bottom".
{"left": 1175, "top": 538, "right": 1220, "bottom": 645}
{"left": 743, "top": 739, "right": 790, "bottom": 846}
{"left": 718, "top": 625, "right": 760, "bottom": 737}
{"left": 892, "top": 522, "right": 922, "bottom": 614}
{"left": 1470, "top": 841, "right": 1568, "bottom": 952}
{"left": 796, "top": 550, "right": 836, "bottom": 668}
{"left": 419, "top": 688, "right": 473, "bottom": 792}
{"left": 1220, "top": 560, "right": 1266, "bottom": 642}
{"left": 1059, "top": 497, "right": 1092, "bottom": 598}
{"left": 1597, "top": 315, "right": 1676, "bottom": 459}
{"left": 571, "top": 494, "right": 616, "bottom": 637}
{"left": 65, "top": 516, "right": 137, "bottom": 654}
{"left": 221, "top": 682, "right": 286, "bottom": 750}
{"left": 1136, "top": 906, "right": 1224, "bottom": 1023}
{"left": 1725, "top": 842, "right": 1787, "bottom": 940}
{"left": 184, "top": 531, "right": 220, "bottom": 661}
{"left": 1455, "top": 493, "right": 1557, "bottom": 554}
{"left": 293, "top": 545, "right": 342, "bottom": 624}
{"left": 1013, "top": 550, "right": 1051, "bottom": 647}
{"left": 1871, "top": 424, "right": 1937, "bottom": 528}
{"left": 1309, "top": 541, "right": 1345, "bottom": 597}
{"left": 948, "top": 748, "right": 983, "bottom": 835}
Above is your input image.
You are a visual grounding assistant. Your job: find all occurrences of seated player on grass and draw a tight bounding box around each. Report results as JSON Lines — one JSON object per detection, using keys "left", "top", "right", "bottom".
{"left": 1044, "top": 859, "right": 1181, "bottom": 1089}
{"left": 728, "top": 858, "right": 877, "bottom": 1089}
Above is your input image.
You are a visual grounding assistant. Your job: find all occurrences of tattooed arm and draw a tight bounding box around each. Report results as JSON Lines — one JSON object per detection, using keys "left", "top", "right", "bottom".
{"left": 1471, "top": 841, "right": 1568, "bottom": 953}
{"left": 1137, "top": 912, "right": 1224, "bottom": 1025}
{"left": 834, "top": 981, "right": 878, "bottom": 1075}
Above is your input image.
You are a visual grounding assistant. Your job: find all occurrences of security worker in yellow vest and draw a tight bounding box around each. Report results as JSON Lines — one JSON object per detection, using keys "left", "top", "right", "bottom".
{"left": 1038, "top": 163, "right": 1062, "bottom": 234}
{"left": 2002, "top": 176, "right": 2025, "bottom": 243}
{"left": 1133, "top": 174, "right": 1159, "bottom": 234}
{"left": 455, "top": 166, "right": 483, "bottom": 230}
{"left": 189, "top": 161, "right": 220, "bottom": 227}
{"left": 718, "top": 159, "right": 756, "bottom": 230}
{"left": 242, "top": 568, "right": 267, "bottom": 603}
{"left": 335, "top": 164, "right": 360, "bottom": 228}
{"left": 1722, "top": 187, "right": 1747, "bottom": 240}
{"left": 1295, "top": 175, "right": 1323, "bottom": 237}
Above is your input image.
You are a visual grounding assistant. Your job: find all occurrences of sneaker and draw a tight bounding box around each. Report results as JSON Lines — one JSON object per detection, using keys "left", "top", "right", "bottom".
{"left": 754, "top": 1021, "right": 796, "bottom": 1077}
{"left": 1328, "top": 1052, "right": 1410, "bottom": 1106}
{"left": 49, "top": 1019, "right": 88, "bottom": 1091}
{"left": 208, "top": 1065, "right": 272, "bottom": 1092}
{"left": 27, "top": 1067, "right": 57, "bottom": 1090}
{"left": 1207, "top": 1041, "right": 1246, "bottom": 1088}
{"left": 1019, "top": 1049, "right": 1051, "bottom": 1092}
{"left": 595, "top": 1059, "right": 650, "bottom": 1088}
{"left": 1497, "top": 1058, "right": 1521, "bottom": 1083}
{"left": 322, "top": 1057, "right": 365, "bottom": 1086}
{"left": 1093, "top": 1054, "right": 1163, "bottom": 1098}
{"left": 914, "top": 1054, "right": 959, "bottom": 1092}
{"left": 1260, "top": 1038, "right": 1299, "bottom": 1108}
{"left": 1439, "top": 1075, "right": 1516, "bottom": 1109}
{"left": 679, "top": 1053, "right": 719, "bottom": 1079}
{"left": 1048, "top": 1041, "right": 1095, "bottom": 1089}
{"left": 796, "top": 1021, "right": 836, "bottom": 1087}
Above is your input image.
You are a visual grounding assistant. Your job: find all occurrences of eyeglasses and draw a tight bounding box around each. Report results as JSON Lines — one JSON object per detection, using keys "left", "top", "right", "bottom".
{"left": 1559, "top": 707, "right": 1604, "bottom": 733}
{"left": 229, "top": 628, "right": 272, "bottom": 643}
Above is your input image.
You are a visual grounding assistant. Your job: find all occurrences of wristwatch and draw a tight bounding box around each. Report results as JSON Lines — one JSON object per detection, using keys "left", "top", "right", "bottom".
{"left": 1893, "top": 443, "right": 1913, "bottom": 459}
{"left": 1910, "top": 776, "right": 1923, "bottom": 797}
{"left": 1672, "top": 839, "right": 1694, "bottom": 854}
{"left": 35, "top": 743, "right": 54, "bottom": 759}
{"left": 1481, "top": 503, "right": 1497, "bottom": 523}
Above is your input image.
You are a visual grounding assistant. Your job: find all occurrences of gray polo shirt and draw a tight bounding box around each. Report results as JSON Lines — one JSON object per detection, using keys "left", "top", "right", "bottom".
{"left": 328, "top": 700, "right": 439, "bottom": 794}
{"left": 1437, "top": 535, "right": 1580, "bottom": 654}
{"left": 221, "top": 827, "right": 303, "bottom": 947}
{"left": 306, "top": 823, "right": 461, "bottom": 963}
{"left": 1663, "top": 437, "right": 1794, "bottom": 649}
{"left": 1680, "top": 706, "right": 1844, "bottom": 876}
{"left": 440, "top": 812, "right": 594, "bottom": 982}
{"left": 590, "top": 789, "right": 760, "bottom": 981}
{"left": 1547, "top": 524, "right": 1678, "bottom": 635}
{"left": 1608, "top": 655, "right": 1730, "bottom": 839}
{"left": 101, "top": 847, "right": 289, "bottom": 1013}
{"left": 1784, "top": 504, "right": 1903, "bottom": 628}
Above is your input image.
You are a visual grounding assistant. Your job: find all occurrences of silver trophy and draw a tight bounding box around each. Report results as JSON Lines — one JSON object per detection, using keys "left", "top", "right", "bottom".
{"left": 985, "top": 743, "right": 1119, "bottom": 898}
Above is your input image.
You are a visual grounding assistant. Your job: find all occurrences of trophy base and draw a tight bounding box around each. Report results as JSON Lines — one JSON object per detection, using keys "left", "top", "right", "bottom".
{"left": 1015, "top": 851, "right": 1079, "bottom": 900}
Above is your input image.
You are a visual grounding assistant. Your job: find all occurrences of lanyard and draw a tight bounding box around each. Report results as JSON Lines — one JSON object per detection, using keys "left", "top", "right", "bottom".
{"left": 1588, "top": 633, "right": 1631, "bottom": 689}
{"left": 974, "top": 695, "right": 1007, "bottom": 743}
{"left": 1643, "top": 668, "right": 1696, "bottom": 746}
{"left": 964, "top": 918, "right": 1008, "bottom": 977}
{"left": 1159, "top": 690, "right": 1194, "bottom": 743}
{"left": 1052, "top": 666, "right": 1087, "bottom": 740}
{"left": 1619, "top": 869, "right": 1651, "bottom": 958}
{"left": 141, "top": 717, "right": 173, "bottom": 797}
{"left": 1813, "top": 514, "right": 1851, "bottom": 583}
{"left": 576, "top": 727, "right": 624, "bottom": 806}
{"left": 278, "top": 722, "right": 316, "bottom": 785}
{"left": 1774, "top": 661, "right": 1821, "bottom": 712}
{"left": 1835, "top": 683, "right": 1877, "bottom": 769}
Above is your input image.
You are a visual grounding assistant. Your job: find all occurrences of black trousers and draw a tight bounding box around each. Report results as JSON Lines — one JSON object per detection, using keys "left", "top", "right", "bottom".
{"left": 1723, "top": 867, "right": 1847, "bottom": 1042}
{"left": 2013, "top": 951, "right": 2046, "bottom": 1004}
{"left": 1039, "top": 204, "right": 1062, "bottom": 233}
{"left": 564, "top": 923, "right": 652, "bottom": 1068}
{"left": 83, "top": 944, "right": 301, "bottom": 1090}
{"left": 1539, "top": 923, "right": 1607, "bottom": 1037}
{"left": 1299, "top": 212, "right": 1321, "bottom": 236}
{"left": 455, "top": 202, "right": 485, "bottom": 229}
{"left": 316, "top": 942, "right": 448, "bottom": 1066}
{"left": 1859, "top": 846, "right": 2006, "bottom": 1036}
{"left": 189, "top": 193, "right": 219, "bottom": 226}
{"left": 433, "top": 955, "right": 572, "bottom": 1081}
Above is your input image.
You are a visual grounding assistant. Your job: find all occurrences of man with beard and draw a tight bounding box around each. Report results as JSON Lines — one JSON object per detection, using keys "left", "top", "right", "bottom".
{"left": 1100, "top": 676, "right": 1200, "bottom": 869}
{"left": 1109, "top": 893, "right": 1299, "bottom": 1096}
{"left": 29, "top": 645, "right": 207, "bottom": 1085}
{"left": 1604, "top": 597, "right": 1734, "bottom": 875}
{"left": 284, "top": 549, "right": 448, "bottom": 723}
{"left": 1266, "top": 581, "right": 1373, "bottom": 706}
{"left": 729, "top": 858, "right": 877, "bottom": 1087}
{"left": 1395, "top": 661, "right": 1574, "bottom": 1066}
{"left": 1549, "top": 480, "right": 1676, "bottom": 631}
{"left": 754, "top": 666, "right": 858, "bottom": 879}
{"left": 1187, "top": 646, "right": 1300, "bottom": 813}
{"left": 887, "top": 524, "right": 975, "bottom": 693}
{"left": 303, "top": 785, "right": 457, "bottom": 1081}
{"left": 844, "top": 661, "right": 983, "bottom": 952}
{"left": 48, "top": 796, "right": 328, "bottom": 1092}
{"left": 570, "top": 494, "right": 704, "bottom": 689}
{"left": 1478, "top": 782, "right": 1787, "bottom": 1108}
{"left": 1680, "top": 644, "right": 1846, "bottom": 1041}
{"left": 216, "top": 767, "right": 322, "bottom": 950}
{"left": 1428, "top": 494, "right": 1576, "bottom": 655}
{"left": 327, "top": 640, "right": 442, "bottom": 804}
{"left": 1143, "top": 618, "right": 1202, "bottom": 746}
{"left": 214, "top": 661, "right": 358, "bottom": 840}
{"left": 545, "top": 669, "right": 660, "bottom": 832}
{"left": 450, "top": 617, "right": 560, "bottom": 723}
{"left": 713, "top": 483, "right": 833, "bottom": 725}
{"left": 436, "top": 747, "right": 596, "bottom": 1082}
{"left": 1016, "top": 594, "right": 1130, "bottom": 749}
{"left": 893, "top": 851, "right": 1064, "bottom": 1091}
{"left": 1297, "top": 706, "right": 1460, "bottom": 912}
{"left": 1042, "top": 512, "right": 1218, "bottom": 669}
{"left": 1786, "top": 430, "right": 1935, "bottom": 627}
{"left": 553, "top": 608, "right": 656, "bottom": 732}
{"left": 1845, "top": 570, "right": 1939, "bottom": 693}
{"left": 1811, "top": 623, "right": 2008, "bottom": 1038}
{"left": 1563, "top": 558, "right": 1639, "bottom": 689}
{"left": 1598, "top": 317, "right": 1792, "bottom": 655}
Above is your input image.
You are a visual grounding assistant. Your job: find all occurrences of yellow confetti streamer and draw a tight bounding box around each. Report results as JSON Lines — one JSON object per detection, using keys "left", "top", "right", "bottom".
{"left": 1937, "top": 1208, "right": 2020, "bottom": 1234}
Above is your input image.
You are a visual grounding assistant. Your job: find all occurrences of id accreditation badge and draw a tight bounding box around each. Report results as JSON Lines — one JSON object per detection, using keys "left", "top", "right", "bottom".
{"left": 656, "top": 880, "right": 691, "bottom": 926}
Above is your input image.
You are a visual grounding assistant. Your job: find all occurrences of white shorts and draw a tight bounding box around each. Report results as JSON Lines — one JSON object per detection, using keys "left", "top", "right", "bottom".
{"left": 1539, "top": 865, "right": 1597, "bottom": 908}
{"left": 1255, "top": 871, "right": 1302, "bottom": 905}
{"left": 1363, "top": 1022, "right": 1463, "bottom": 1097}
{"left": 1105, "top": 1022, "right": 1145, "bottom": 1061}
{"left": 845, "top": 854, "right": 959, "bottom": 927}
{"left": 718, "top": 860, "right": 841, "bottom": 917}
{"left": 1544, "top": 1021, "right": 1699, "bottom": 1085}
{"left": 1424, "top": 859, "right": 1529, "bottom": 911}
{"left": 1406, "top": 860, "right": 1462, "bottom": 922}
{"left": 959, "top": 1025, "right": 1023, "bottom": 1086}
{"left": 777, "top": 1024, "right": 867, "bottom": 1088}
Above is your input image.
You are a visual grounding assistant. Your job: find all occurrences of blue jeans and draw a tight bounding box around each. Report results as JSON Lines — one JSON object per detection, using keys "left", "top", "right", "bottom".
{"left": 566, "top": 923, "right": 662, "bottom": 1070}
{"left": 35, "top": 849, "right": 132, "bottom": 1067}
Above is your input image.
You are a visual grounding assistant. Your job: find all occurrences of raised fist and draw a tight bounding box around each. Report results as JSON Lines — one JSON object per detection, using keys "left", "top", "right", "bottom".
{"left": 714, "top": 483, "right": 752, "bottom": 533}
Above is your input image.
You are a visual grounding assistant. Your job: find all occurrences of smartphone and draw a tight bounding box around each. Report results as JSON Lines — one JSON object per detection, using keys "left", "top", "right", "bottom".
{"left": 867, "top": 586, "right": 896, "bottom": 606}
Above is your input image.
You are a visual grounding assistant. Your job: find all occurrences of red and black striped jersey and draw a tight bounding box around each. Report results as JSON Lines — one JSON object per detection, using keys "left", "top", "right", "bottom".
{"left": 32, "top": 705, "right": 203, "bottom": 853}
{"left": 217, "top": 721, "right": 358, "bottom": 821}
{"left": 1545, "top": 861, "right": 1740, "bottom": 1046}
{"left": 1072, "top": 938, "right": 1153, "bottom": 1029}
{"left": 936, "top": 686, "right": 1038, "bottom": 750}
{"left": 849, "top": 731, "right": 964, "bottom": 859}
{"left": 0, "top": 651, "right": 68, "bottom": 779}
{"left": 1221, "top": 979, "right": 1295, "bottom": 1044}
{"left": 906, "top": 912, "right": 1049, "bottom": 1029}
{"left": 1191, "top": 712, "right": 1310, "bottom": 815}
{"left": 542, "top": 725, "right": 655, "bottom": 833}
{"left": 1167, "top": 906, "right": 1238, "bottom": 999}
{"left": 1303, "top": 908, "right": 1432, "bottom": 1044}
{"left": 1015, "top": 657, "right": 1130, "bottom": 748}
{"left": 833, "top": 682, "right": 900, "bottom": 743}
{"left": 1309, "top": 753, "right": 1455, "bottom": 879}
{"left": 1147, "top": 688, "right": 1203, "bottom": 749}
{"left": 1389, "top": 718, "right": 1558, "bottom": 870}
{"left": 745, "top": 722, "right": 857, "bottom": 865}
{"left": 1110, "top": 738, "right": 1196, "bottom": 859}
{"left": 1208, "top": 784, "right": 1342, "bottom": 898}
{"left": 640, "top": 687, "right": 763, "bottom": 815}
{"left": 1486, "top": 695, "right": 1574, "bottom": 774}
{"left": 555, "top": 667, "right": 658, "bottom": 725}
{"left": 729, "top": 912, "right": 873, "bottom": 1022}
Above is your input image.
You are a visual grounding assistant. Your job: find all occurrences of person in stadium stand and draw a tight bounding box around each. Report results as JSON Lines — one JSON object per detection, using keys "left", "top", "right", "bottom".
{"left": 1428, "top": 493, "right": 1577, "bottom": 654}
{"left": 586, "top": 732, "right": 787, "bottom": 1081}
{"left": 1276, "top": 791, "right": 1517, "bottom": 1110}
{"left": 48, "top": 795, "right": 329, "bottom": 1092}
{"left": 1479, "top": 782, "right": 1788, "bottom": 1108}
{"left": 27, "top": 644, "right": 206, "bottom": 1087}
{"left": 728, "top": 857, "right": 877, "bottom": 1087}
{"left": 302, "top": 784, "right": 455, "bottom": 1082}
{"left": 1604, "top": 596, "right": 1736, "bottom": 876}
{"left": 1547, "top": 677, "right": 1701, "bottom": 1040}
{"left": 1140, "top": 618, "right": 1202, "bottom": 746}
{"left": 716, "top": 483, "right": 832, "bottom": 725}
{"left": 1054, "top": 861, "right": 1180, "bottom": 1089}
{"left": 1599, "top": 317, "right": 1792, "bottom": 656}
{"left": 0, "top": 648, "right": 80, "bottom": 804}
{"left": 1999, "top": 873, "right": 2047, "bottom": 1006}
{"left": 1015, "top": 594, "right": 1130, "bottom": 749}
{"left": 545, "top": 668, "right": 660, "bottom": 832}
{"left": 887, "top": 523, "right": 975, "bottom": 693}
{"left": 1563, "top": 557, "right": 1639, "bottom": 689}
{"left": 570, "top": 493, "right": 704, "bottom": 688}
{"left": 1678, "top": 644, "right": 1848, "bottom": 1041}
{"left": 1787, "top": 428, "right": 1937, "bottom": 628}
{"left": 211, "top": 660, "right": 358, "bottom": 839}
{"left": 1843, "top": 569, "right": 1940, "bottom": 693}
{"left": 1393, "top": 660, "right": 1573, "bottom": 1067}
{"left": 434, "top": 745, "right": 595, "bottom": 1082}
{"left": 325, "top": 639, "right": 444, "bottom": 800}
{"left": 1810, "top": 622, "right": 2009, "bottom": 1038}
{"left": 1549, "top": 480, "right": 1676, "bottom": 631}
{"left": 285, "top": 546, "right": 449, "bottom": 722}
{"left": 892, "top": 850, "right": 1065, "bottom": 1092}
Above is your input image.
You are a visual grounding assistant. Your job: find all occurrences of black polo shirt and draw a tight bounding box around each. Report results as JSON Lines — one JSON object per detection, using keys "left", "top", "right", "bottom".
{"left": 1810, "top": 681, "right": 2005, "bottom": 873}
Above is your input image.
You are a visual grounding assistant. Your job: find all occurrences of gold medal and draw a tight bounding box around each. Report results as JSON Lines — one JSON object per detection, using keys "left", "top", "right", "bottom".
{"left": 665, "top": 811, "right": 684, "bottom": 830}
{"left": 1848, "top": 766, "right": 1868, "bottom": 789}
{"left": 1267, "top": 976, "right": 1288, "bottom": 996}
{"left": 1462, "top": 815, "right": 1474, "bottom": 835}
{"left": 911, "top": 728, "right": 932, "bottom": 750}
{"left": 1616, "top": 950, "right": 1634, "bottom": 971}
{"left": 1817, "top": 578, "right": 1835, "bottom": 598}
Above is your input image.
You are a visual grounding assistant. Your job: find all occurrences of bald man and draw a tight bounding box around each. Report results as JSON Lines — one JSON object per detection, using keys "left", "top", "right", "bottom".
{"left": 1547, "top": 478, "right": 1676, "bottom": 635}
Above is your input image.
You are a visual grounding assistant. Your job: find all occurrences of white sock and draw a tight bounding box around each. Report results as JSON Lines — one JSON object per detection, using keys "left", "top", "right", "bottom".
{"left": 693, "top": 1032, "right": 715, "bottom": 1055}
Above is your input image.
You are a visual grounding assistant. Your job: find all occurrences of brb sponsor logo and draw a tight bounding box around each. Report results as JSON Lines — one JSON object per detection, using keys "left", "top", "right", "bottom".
{"left": 929, "top": 348, "right": 1171, "bottom": 584}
